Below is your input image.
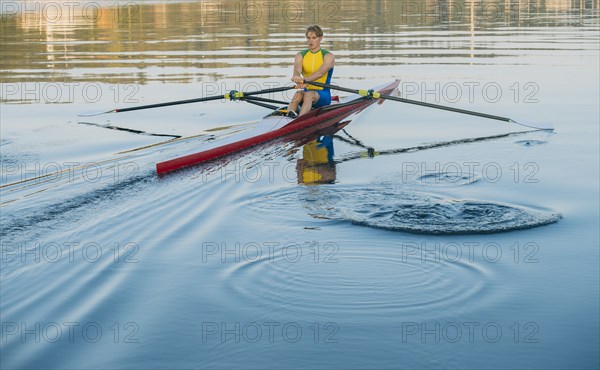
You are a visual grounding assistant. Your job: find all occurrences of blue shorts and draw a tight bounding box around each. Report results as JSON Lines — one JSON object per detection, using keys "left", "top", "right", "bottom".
{"left": 305, "top": 89, "right": 331, "bottom": 108}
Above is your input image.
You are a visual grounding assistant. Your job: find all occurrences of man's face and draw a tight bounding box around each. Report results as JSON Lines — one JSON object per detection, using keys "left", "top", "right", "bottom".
{"left": 306, "top": 32, "right": 322, "bottom": 50}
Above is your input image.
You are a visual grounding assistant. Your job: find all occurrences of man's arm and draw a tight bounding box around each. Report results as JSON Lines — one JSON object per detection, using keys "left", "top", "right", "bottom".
{"left": 292, "top": 53, "right": 303, "bottom": 78}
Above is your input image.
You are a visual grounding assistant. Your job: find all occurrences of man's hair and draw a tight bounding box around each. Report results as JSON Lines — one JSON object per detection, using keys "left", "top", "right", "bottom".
{"left": 305, "top": 25, "right": 323, "bottom": 37}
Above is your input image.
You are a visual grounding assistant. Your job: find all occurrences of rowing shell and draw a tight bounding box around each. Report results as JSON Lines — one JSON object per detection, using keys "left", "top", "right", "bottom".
{"left": 156, "top": 80, "right": 400, "bottom": 175}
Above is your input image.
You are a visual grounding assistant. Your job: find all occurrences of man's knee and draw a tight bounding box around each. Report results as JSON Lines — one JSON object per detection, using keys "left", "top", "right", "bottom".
{"left": 303, "top": 92, "right": 315, "bottom": 102}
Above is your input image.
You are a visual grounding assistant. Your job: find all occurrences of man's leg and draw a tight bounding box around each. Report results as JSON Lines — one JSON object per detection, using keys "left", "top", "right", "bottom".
{"left": 299, "top": 91, "right": 318, "bottom": 116}
{"left": 288, "top": 91, "right": 304, "bottom": 113}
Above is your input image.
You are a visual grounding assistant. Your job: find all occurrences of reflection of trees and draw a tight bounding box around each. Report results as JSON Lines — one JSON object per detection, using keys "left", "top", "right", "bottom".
{"left": 0, "top": 0, "right": 597, "bottom": 84}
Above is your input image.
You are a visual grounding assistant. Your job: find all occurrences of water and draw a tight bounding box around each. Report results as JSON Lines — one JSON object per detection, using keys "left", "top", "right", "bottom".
{"left": 1, "top": 1, "right": 599, "bottom": 369}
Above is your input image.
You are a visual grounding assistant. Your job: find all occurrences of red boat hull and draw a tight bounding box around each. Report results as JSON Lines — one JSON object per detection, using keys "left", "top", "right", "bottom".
{"left": 156, "top": 80, "right": 399, "bottom": 175}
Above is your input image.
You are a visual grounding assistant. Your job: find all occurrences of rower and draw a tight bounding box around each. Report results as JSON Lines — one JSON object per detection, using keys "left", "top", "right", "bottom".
{"left": 287, "top": 25, "right": 335, "bottom": 117}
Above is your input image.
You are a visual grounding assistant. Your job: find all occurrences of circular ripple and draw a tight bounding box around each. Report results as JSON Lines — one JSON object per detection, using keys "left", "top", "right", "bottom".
{"left": 514, "top": 139, "right": 547, "bottom": 146}
{"left": 246, "top": 184, "right": 561, "bottom": 235}
{"left": 223, "top": 245, "right": 490, "bottom": 319}
{"left": 339, "top": 197, "right": 561, "bottom": 235}
{"left": 417, "top": 172, "right": 480, "bottom": 186}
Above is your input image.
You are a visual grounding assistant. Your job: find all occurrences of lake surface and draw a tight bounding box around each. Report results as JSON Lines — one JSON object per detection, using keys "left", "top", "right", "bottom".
{"left": 1, "top": 1, "right": 599, "bottom": 369}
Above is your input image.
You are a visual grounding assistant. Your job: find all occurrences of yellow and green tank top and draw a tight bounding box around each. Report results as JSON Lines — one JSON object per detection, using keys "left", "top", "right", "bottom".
{"left": 301, "top": 49, "right": 333, "bottom": 91}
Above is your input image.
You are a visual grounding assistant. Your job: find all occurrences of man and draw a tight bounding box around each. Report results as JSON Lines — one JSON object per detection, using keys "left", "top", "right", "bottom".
{"left": 287, "top": 25, "right": 335, "bottom": 117}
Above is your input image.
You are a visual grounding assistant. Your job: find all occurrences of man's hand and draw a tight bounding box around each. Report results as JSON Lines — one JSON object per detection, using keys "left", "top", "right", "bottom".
{"left": 291, "top": 76, "right": 305, "bottom": 84}
{"left": 291, "top": 76, "right": 306, "bottom": 89}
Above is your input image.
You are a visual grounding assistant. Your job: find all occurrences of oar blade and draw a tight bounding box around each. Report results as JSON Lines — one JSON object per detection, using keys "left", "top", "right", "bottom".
{"left": 509, "top": 119, "right": 554, "bottom": 131}
{"left": 77, "top": 109, "right": 117, "bottom": 117}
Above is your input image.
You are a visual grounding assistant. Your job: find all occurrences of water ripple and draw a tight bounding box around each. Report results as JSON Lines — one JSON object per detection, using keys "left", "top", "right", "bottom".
{"left": 514, "top": 139, "right": 548, "bottom": 146}
{"left": 417, "top": 172, "right": 480, "bottom": 186}
{"left": 223, "top": 243, "right": 491, "bottom": 320}
{"left": 248, "top": 183, "right": 561, "bottom": 235}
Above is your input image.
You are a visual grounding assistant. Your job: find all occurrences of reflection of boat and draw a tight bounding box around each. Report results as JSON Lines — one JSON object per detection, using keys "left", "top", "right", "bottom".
{"left": 156, "top": 80, "right": 400, "bottom": 174}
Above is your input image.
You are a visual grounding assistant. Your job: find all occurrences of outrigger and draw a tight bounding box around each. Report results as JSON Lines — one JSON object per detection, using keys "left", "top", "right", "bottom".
{"left": 79, "top": 79, "right": 552, "bottom": 175}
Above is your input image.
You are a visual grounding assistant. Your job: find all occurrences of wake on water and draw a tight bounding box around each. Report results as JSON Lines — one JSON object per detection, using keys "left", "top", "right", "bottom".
{"left": 1, "top": 123, "right": 560, "bottom": 239}
{"left": 333, "top": 190, "right": 561, "bottom": 234}
{"left": 248, "top": 180, "right": 561, "bottom": 235}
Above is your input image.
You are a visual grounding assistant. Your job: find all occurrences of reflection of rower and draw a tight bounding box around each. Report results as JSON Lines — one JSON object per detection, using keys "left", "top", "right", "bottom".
{"left": 296, "top": 136, "right": 336, "bottom": 184}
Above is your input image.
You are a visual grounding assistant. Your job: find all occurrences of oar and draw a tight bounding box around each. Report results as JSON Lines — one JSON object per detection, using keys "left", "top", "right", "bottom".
{"left": 304, "top": 81, "right": 553, "bottom": 130}
{"left": 78, "top": 85, "right": 295, "bottom": 117}
{"left": 335, "top": 129, "right": 545, "bottom": 163}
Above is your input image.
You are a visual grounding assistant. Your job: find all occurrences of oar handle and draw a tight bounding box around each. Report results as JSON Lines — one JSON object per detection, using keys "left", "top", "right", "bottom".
{"left": 304, "top": 81, "right": 357, "bottom": 95}
{"left": 244, "top": 85, "right": 295, "bottom": 96}
{"left": 306, "top": 80, "right": 390, "bottom": 99}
